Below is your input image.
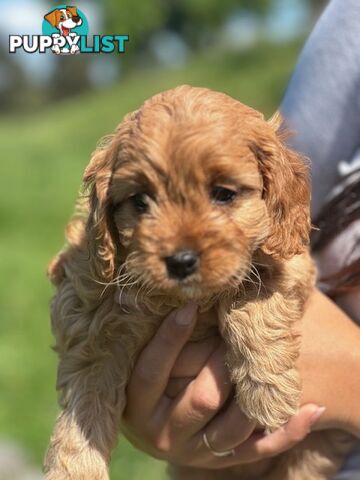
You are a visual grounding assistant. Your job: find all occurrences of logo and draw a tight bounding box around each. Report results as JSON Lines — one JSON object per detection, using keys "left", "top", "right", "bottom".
{"left": 9, "top": 4, "right": 129, "bottom": 55}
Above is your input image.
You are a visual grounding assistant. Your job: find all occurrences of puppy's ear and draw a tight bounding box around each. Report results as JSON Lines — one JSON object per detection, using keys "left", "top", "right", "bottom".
{"left": 83, "top": 111, "right": 138, "bottom": 280}
{"left": 67, "top": 6, "right": 78, "bottom": 16}
{"left": 44, "top": 10, "right": 58, "bottom": 27}
{"left": 83, "top": 140, "right": 118, "bottom": 280}
{"left": 251, "top": 112, "right": 311, "bottom": 259}
{"left": 83, "top": 110, "right": 140, "bottom": 279}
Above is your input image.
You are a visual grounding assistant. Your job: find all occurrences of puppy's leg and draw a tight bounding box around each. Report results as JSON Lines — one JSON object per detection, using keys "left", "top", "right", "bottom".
{"left": 44, "top": 263, "right": 135, "bottom": 480}
{"left": 219, "top": 293, "right": 301, "bottom": 430}
{"left": 44, "top": 343, "right": 128, "bottom": 480}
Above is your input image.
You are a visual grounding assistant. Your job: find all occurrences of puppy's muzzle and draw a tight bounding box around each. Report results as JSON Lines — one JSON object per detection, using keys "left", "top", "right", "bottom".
{"left": 165, "top": 250, "right": 199, "bottom": 280}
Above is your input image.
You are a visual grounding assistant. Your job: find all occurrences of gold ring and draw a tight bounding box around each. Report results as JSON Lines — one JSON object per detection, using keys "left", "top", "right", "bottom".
{"left": 202, "top": 432, "right": 235, "bottom": 457}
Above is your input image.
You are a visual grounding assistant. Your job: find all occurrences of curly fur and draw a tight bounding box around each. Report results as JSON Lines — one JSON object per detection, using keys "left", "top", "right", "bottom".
{"left": 44, "top": 86, "right": 355, "bottom": 480}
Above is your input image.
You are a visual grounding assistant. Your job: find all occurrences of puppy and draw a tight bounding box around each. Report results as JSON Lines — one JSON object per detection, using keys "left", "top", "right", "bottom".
{"left": 44, "top": 6, "right": 82, "bottom": 55}
{"left": 44, "top": 86, "right": 355, "bottom": 480}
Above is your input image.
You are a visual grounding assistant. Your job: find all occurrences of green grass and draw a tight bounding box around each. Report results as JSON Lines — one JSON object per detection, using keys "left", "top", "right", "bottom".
{"left": 0, "top": 39, "right": 302, "bottom": 478}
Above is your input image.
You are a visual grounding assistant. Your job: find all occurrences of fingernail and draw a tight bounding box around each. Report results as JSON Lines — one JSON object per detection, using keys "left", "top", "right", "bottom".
{"left": 175, "top": 302, "right": 198, "bottom": 325}
{"left": 310, "top": 406, "right": 326, "bottom": 427}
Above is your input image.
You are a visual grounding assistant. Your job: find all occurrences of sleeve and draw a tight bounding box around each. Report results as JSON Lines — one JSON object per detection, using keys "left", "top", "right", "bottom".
{"left": 280, "top": 0, "right": 360, "bottom": 218}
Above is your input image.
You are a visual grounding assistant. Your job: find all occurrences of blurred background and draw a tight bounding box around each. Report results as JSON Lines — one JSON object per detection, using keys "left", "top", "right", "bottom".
{"left": 0, "top": 0, "right": 326, "bottom": 478}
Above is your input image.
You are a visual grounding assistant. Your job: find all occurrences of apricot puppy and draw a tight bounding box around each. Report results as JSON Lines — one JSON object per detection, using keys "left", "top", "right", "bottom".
{"left": 45, "top": 86, "right": 354, "bottom": 480}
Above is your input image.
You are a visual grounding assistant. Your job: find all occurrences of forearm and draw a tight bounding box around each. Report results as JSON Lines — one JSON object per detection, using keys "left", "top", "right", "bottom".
{"left": 298, "top": 289, "right": 360, "bottom": 437}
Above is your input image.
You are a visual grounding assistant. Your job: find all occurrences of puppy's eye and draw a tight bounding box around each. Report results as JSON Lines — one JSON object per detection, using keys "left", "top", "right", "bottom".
{"left": 60, "top": 14, "right": 65, "bottom": 20}
{"left": 130, "top": 193, "right": 149, "bottom": 213}
{"left": 211, "top": 186, "right": 237, "bottom": 205}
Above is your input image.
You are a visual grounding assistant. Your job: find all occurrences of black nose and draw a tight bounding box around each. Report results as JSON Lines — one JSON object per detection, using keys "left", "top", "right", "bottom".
{"left": 73, "top": 15, "right": 81, "bottom": 23}
{"left": 165, "top": 250, "right": 199, "bottom": 280}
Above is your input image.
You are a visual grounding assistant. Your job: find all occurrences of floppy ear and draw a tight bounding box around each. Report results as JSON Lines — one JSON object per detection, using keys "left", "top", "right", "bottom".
{"left": 83, "top": 139, "right": 118, "bottom": 280}
{"left": 251, "top": 112, "right": 311, "bottom": 259}
{"left": 83, "top": 110, "right": 141, "bottom": 279}
{"left": 67, "top": 6, "right": 78, "bottom": 16}
{"left": 44, "top": 10, "right": 59, "bottom": 27}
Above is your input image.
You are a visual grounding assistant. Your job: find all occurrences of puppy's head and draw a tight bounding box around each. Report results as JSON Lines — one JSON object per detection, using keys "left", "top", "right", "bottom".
{"left": 84, "top": 86, "right": 310, "bottom": 300}
{"left": 44, "top": 6, "right": 81, "bottom": 31}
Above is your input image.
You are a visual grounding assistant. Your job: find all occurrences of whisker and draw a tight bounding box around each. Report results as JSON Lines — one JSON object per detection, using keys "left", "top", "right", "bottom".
{"left": 252, "top": 261, "right": 268, "bottom": 268}
{"left": 249, "top": 264, "right": 263, "bottom": 298}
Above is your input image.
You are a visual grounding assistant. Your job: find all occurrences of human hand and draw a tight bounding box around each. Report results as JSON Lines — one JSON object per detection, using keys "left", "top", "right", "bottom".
{"left": 122, "top": 300, "right": 329, "bottom": 471}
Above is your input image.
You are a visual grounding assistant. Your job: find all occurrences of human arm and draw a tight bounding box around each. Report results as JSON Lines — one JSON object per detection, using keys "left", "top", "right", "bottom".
{"left": 297, "top": 289, "right": 360, "bottom": 437}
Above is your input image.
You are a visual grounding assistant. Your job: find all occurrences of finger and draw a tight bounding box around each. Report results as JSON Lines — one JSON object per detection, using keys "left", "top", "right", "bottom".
{"left": 200, "top": 398, "right": 256, "bottom": 452}
{"left": 168, "top": 343, "right": 232, "bottom": 438}
{"left": 238, "top": 404, "right": 326, "bottom": 459}
{"left": 171, "top": 335, "right": 220, "bottom": 377}
{"left": 186, "top": 404, "right": 325, "bottom": 470}
{"left": 126, "top": 303, "right": 198, "bottom": 417}
{"left": 212, "top": 403, "right": 325, "bottom": 468}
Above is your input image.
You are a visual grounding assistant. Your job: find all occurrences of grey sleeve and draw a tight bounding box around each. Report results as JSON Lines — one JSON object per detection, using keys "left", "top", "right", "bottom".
{"left": 282, "top": 3, "right": 360, "bottom": 470}
{"left": 280, "top": 0, "right": 360, "bottom": 217}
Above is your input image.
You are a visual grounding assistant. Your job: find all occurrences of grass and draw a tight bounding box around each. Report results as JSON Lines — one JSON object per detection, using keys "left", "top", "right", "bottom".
{"left": 0, "top": 39, "right": 303, "bottom": 478}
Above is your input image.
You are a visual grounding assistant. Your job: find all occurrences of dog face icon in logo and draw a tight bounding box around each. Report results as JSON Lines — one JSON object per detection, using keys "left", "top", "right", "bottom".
{"left": 44, "top": 6, "right": 82, "bottom": 36}
{"left": 43, "top": 5, "right": 87, "bottom": 55}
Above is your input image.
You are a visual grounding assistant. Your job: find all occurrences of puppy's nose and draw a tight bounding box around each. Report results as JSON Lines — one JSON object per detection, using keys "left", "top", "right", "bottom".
{"left": 72, "top": 15, "right": 81, "bottom": 23}
{"left": 165, "top": 250, "right": 199, "bottom": 280}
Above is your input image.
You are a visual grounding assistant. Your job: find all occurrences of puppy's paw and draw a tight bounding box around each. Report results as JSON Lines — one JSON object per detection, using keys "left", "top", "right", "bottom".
{"left": 45, "top": 462, "right": 109, "bottom": 480}
{"left": 70, "top": 44, "right": 80, "bottom": 55}
{"left": 45, "top": 444, "right": 109, "bottom": 480}
{"left": 235, "top": 369, "right": 301, "bottom": 431}
{"left": 52, "top": 45, "right": 61, "bottom": 55}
